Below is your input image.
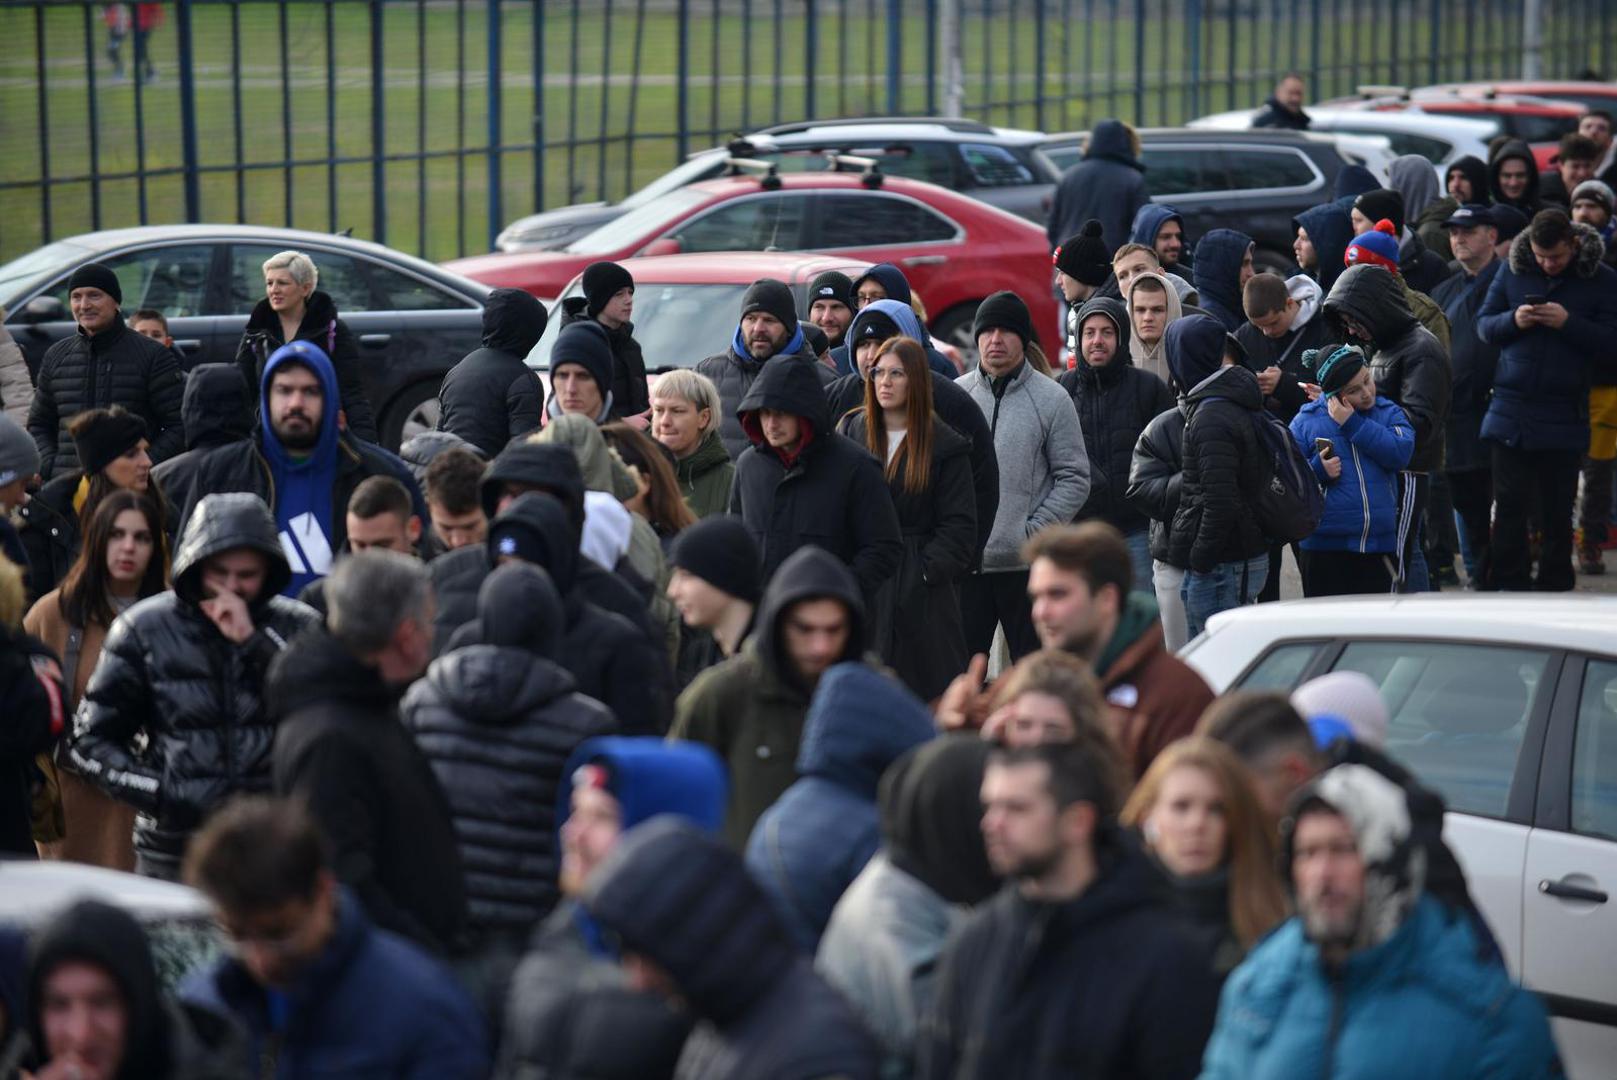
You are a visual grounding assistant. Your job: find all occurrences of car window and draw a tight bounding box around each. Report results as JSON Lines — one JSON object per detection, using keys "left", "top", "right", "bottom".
{"left": 226, "top": 245, "right": 375, "bottom": 314}
{"left": 1139, "top": 147, "right": 1224, "bottom": 197}
{"left": 1325, "top": 126, "right": 1452, "bottom": 163}
{"left": 1041, "top": 144, "right": 1082, "bottom": 174}
{"left": 48, "top": 245, "right": 214, "bottom": 318}
{"left": 958, "top": 143, "right": 1038, "bottom": 187}
{"left": 1502, "top": 112, "right": 1580, "bottom": 143}
{"left": 1235, "top": 641, "right": 1326, "bottom": 691}
{"left": 758, "top": 145, "right": 957, "bottom": 187}
{"left": 528, "top": 282, "right": 753, "bottom": 372}
{"left": 1220, "top": 149, "right": 1318, "bottom": 191}
{"left": 564, "top": 187, "right": 714, "bottom": 255}
{"left": 367, "top": 263, "right": 474, "bottom": 311}
{"left": 1332, "top": 640, "right": 1551, "bottom": 818}
{"left": 814, "top": 193, "right": 956, "bottom": 249}
{"left": 1572, "top": 659, "right": 1617, "bottom": 842}
{"left": 669, "top": 194, "right": 808, "bottom": 253}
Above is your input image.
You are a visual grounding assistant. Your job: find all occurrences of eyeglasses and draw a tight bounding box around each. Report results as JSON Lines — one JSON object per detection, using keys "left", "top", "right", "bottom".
{"left": 872, "top": 367, "right": 908, "bottom": 382}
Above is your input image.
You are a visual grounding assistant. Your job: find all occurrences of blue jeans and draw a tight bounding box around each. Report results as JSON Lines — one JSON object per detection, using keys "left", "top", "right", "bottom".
{"left": 1124, "top": 528, "right": 1154, "bottom": 593}
{"left": 1182, "top": 555, "right": 1269, "bottom": 640}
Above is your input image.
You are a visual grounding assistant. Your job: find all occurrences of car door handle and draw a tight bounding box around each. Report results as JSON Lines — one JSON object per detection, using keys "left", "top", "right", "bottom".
{"left": 900, "top": 255, "right": 947, "bottom": 267}
{"left": 359, "top": 333, "right": 391, "bottom": 346}
{"left": 1539, "top": 878, "right": 1609, "bottom": 904}
{"left": 172, "top": 339, "right": 202, "bottom": 351}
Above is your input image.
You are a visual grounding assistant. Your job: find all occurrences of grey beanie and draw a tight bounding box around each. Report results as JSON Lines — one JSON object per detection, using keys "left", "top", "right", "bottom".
{"left": 0, "top": 415, "right": 40, "bottom": 487}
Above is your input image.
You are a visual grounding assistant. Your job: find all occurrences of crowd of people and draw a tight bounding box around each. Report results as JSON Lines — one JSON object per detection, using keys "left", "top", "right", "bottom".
{"left": 0, "top": 81, "right": 1603, "bottom": 1077}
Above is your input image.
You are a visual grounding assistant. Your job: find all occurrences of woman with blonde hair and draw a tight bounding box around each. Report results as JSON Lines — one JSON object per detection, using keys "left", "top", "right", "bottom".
{"left": 650, "top": 367, "right": 733, "bottom": 519}
{"left": 1121, "top": 735, "right": 1288, "bottom": 981}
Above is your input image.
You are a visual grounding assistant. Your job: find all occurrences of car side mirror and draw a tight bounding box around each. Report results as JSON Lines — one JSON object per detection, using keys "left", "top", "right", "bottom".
{"left": 18, "top": 295, "right": 66, "bottom": 323}
{"left": 640, "top": 237, "right": 683, "bottom": 258}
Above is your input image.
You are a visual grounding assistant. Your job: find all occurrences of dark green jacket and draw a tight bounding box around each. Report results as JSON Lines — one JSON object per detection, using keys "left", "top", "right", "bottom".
{"left": 676, "top": 430, "right": 735, "bottom": 520}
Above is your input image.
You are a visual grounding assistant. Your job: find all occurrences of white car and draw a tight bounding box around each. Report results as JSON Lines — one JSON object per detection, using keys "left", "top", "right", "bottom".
{"left": 1182, "top": 594, "right": 1617, "bottom": 1075}
{"left": 1190, "top": 107, "right": 1498, "bottom": 176}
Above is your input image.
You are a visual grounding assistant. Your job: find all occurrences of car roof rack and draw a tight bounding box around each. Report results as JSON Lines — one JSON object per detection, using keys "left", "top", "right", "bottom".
{"left": 757, "top": 115, "right": 995, "bottom": 137}
{"left": 824, "top": 153, "right": 885, "bottom": 188}
{"left": 722, "top": 157, "right": 783, "bottom": 189}
{"left": 1355, "top": 84, "right": 1410, "bottom": 100}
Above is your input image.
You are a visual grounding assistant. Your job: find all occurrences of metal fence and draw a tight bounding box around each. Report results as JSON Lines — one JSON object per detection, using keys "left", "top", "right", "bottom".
{"left": 2, "top": 0, "right": 1615, "bottom": 264}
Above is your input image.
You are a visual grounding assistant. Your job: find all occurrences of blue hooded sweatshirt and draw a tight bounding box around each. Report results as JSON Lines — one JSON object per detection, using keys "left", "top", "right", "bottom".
{"left": 260, "top": 341, "right": 341, "bottom": 596}
{"left": 1295, "top": 201, "right": 1358, "bottom": 293}
{"left": 1192, "top": 229, "right": 1255, "bottom": 331}
{"left": 744, "top": 663, "right": 937, "bottom": 953}
{"left": 834, "top": 298, "right": 955, "bottom": 378}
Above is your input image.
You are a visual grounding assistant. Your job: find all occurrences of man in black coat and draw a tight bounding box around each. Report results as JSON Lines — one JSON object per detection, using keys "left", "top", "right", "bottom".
{"left": 0, "top": 613, "right": 63, "bottom": 857}
{"left": 27, "top": 262, "right": 186, "bottom": 480}
{"left": 1058, "top": 297, "right": 1174, "bottom": 590}
{"left": 916, "top": 741, "right": 1219, "bottom": 1080}
{"left": 559, "top": 261, "right": 650, "bottom": 419}
{"left": 268, "top": 549, "right": 467, "bottom": 955}
{"left": 583, "top": 816, "right": 880, "bottom": 1079}
{"left": 150, "top": 363, "right": 254, "bottom": 521}
{"left": 435, "top": 287, "right": 547, "bottom": 456}
{"left": 1046, "top": 119, "right": 1148, "bottom": 254}
{"left": 1325, "top": 263, "right": 1452, "bottom": 591}
{"left": 70, "top": 492, "right": 321, "bottom": 880}
{"left": 730, "top": 356, "right": 902, "bottom": 599}
{"left": 1252, "top": 72, "right": 1311, "bottom": 130}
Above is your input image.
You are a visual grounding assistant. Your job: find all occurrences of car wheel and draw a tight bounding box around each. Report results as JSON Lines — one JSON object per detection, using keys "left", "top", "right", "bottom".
{"left": 932, "top": 303, "right": 982, "bottom": 370}
{"left": 1253, "top": 248, "right": 1296, "bottom": 277}
{"left": 382, "top": 380, "right": 442, "bottom": 452}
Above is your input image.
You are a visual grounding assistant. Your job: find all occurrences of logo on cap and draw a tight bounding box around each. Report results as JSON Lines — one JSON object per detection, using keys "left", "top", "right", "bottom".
{"left": 498, "top": 535, "right": 518, "bottom": 555}
{"left": 817, "top": 286, "right": 834, "bottom": 297}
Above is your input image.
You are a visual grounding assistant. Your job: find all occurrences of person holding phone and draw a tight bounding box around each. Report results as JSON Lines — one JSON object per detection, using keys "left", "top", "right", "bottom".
{"left": 1288, "top": 345, "right": 1415, "bottom": 596}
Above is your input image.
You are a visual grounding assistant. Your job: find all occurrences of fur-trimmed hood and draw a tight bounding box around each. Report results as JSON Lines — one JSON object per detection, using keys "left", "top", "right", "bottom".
{"left": 1508, "top": 220, "right": 1607, "bottom": 280}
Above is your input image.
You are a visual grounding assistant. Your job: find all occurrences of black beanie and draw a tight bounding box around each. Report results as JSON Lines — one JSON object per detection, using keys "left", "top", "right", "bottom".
{"left": 582, "top": 261, "right": 634, "bottom": 317}
{"left": 489, "top": 516, "right": 552, "bottom": 567}
{"left": 1354, "top": 189, "right": 1406, "bottom": 234}
{"left": 669, "top": 515, "right": 762, "bottom": 604}
{"left": 740, "top": 278, "right": 799, "bottom": 330}
{"left": 1054, "top": 219, "right": 1112, "bottom": 286}
{"left": 852, "top": 309, "right": 902, "bottom": 346}
{"left": 70, "top": 406, "right": 148, "bottom": 476}
{"left": 972, "top": 290, "right": 1035, "bottom": 346}
{"left": 806, "top": 270, "right": 854, "bottom": 311}
{"left": 551, "top": 321, "right": 615, "bottom": 399}
{"left": 800, "top": 322, "right": 830, "bottom": 356}
{"left": 67, "top": 262, "right": 122, "bottom": 304}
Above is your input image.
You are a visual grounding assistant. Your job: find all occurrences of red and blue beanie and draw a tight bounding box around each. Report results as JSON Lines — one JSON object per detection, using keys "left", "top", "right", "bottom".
{"left": 1344, "top": 219, "right": 1401, "bottom": 274}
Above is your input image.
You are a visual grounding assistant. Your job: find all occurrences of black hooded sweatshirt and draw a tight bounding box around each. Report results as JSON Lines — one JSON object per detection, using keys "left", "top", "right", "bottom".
{"left": 151, "top": 363, "right": 255, "bottom": 535}
{"left": 437, "top": 288, "right": 548, "bottom": 456}
{"left": 1167, "top": 363, "right": 1271, "bottom": 572}
{"left": 731, "top": 358, "right": 902, "bottom": 598}
{"left": 235, "top": 289, "right": 378, "bottom": 443}
{"left": 1488, "top": 140, "right": 1547, "bottom": 215}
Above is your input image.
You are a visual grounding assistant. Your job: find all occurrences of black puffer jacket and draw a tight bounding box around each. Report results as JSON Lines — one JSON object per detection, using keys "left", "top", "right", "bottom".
{"left": 1325, "top": 263, "right": 1451, "bottom": 472}
{"left": 1398, "top": 232, "right": 1455, "bottom": 296}
{"left": 14, "top": 470, "right": 81, "bottom": 604}
{"left": 827, "top": 370, "right": 1000, "bottom": 562}
{"left": 1168, "top": 365, "right": 1271, "bottom": 573}
{"left": 70, "top": 492, "right": 320, "bottom": 878}
{"left": 561, "top": 296, "right": 650, "bottom": 418}
{"left": 234, "top": 290, "right": 378, "bottom": 443}
{"left": 584, "top": 817, "right": 880, "bottom": 1080}
{"left": 437, "top": 288, "right": 548, "bottom": 456}
{"left": 1058, "top": 299, "right": 1175, "bottom": 533}
{"left": 1127, "top": 402, "right": 1187, "bottom": 565}
{"left": 28, "top": 318, "right": 186, "bottom": 479}
{"left": 1, "top": 624, "right": 62, "bottom": 856}
{"left": 151, "top": 364, "right": 254, "bottom": 539}
{"left": 401, "top": 563, "right": 615, "bottom": 934}
{"left": 731, "top": 358, "right": 902, "bottom": 598}
{"left": 695, "top": 332, "right": 835, "bottom": 460}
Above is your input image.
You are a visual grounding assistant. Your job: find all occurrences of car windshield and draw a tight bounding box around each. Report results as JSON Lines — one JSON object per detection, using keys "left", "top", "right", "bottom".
{"left": 529, "top": 282, "right": 752, "bottom": 371}
{"left": 619, "top": 151, "right": 729, "bottom": 209}
{"left": 566, "top": 189, "right": 714, "bottom": 255}
{"left": 0, "top": 239, "right": 94, "bottom": 300}
{"left": 1039, "top": 143, "right": 1082, "bottom": 174}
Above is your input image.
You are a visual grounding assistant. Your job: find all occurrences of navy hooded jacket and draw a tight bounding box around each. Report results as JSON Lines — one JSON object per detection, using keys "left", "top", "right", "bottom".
{"left": 1295, "top": 201, "right": 1357, "bottom": 293}
{"left": 1193, "top": 230, "right": 1255, "bottom": 331}
{"left": 1129, "top": 204, "right": 1192, "bottom": 276}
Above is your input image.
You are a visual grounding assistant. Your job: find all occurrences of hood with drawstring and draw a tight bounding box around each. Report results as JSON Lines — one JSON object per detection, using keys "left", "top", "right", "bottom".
{"left": 737, "top": 350, "right": 834, "bottom": 464}
{"left": 1126, "top": 271, "right": 1184, "bottom": 383}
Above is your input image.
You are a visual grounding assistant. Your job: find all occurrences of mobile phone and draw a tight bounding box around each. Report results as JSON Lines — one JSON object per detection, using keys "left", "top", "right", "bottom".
{"left": 1525, "top": 294, "right": 1548, "bottom": 306}
{"left": 1315, "top": 437, "right": 1335, "bottom": 461}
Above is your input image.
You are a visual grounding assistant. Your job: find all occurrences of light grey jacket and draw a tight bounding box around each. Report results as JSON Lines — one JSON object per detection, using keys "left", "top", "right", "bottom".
{"left": 0, "top": 323, "right": 33, "bottom": 427}
{"left": 956, "top": 362, "right": 1089, "bottom": 571}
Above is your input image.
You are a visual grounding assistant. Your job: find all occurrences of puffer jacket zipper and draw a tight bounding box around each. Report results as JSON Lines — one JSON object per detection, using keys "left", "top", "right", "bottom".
{"left": 1322, "top": 970, "right": 1346, "bottom": 1080}
{"left": 1351, "top": 444, "right": 1370, "bottom": 552}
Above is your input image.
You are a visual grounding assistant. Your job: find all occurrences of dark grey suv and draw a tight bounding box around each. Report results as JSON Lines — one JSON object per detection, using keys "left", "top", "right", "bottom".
{"left": 1040, "top": 128, "right": 1355, "bottom": 274}
{"left": 0, "top": 225, "right": 491, "bottom": 450}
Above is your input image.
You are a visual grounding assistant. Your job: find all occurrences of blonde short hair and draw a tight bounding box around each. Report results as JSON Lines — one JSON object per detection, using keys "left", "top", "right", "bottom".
{"left": 262, "top": 250, "right": 318, "bottom": 289}
{"left": 651, "top": 369, "right": 722, "bottom": 434}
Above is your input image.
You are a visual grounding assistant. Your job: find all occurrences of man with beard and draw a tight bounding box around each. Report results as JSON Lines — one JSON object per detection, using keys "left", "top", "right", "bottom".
{"left": 178, "top": 341, "right": 425, "bottom": 595}
{"left": 1200, "top": 765, "right": 1560, "bottom": 1078}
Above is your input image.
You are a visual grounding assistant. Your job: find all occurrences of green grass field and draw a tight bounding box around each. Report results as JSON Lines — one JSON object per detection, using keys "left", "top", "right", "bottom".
{"left": 0, "top": 0, "right": 1604, "bottom": 265}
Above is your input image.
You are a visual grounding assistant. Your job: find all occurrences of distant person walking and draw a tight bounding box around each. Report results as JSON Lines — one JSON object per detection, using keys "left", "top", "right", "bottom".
{"left": 1047, "top": 119, "right": 1148, "bottom": 255}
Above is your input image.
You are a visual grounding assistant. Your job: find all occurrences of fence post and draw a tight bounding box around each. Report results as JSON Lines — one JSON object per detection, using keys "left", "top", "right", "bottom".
{"left": 677, "top": 0, "right": 690, "bottom": 160}
{"left": 1186, "top": 0, "right": 1202, "bottom": 120}
{"left": 806, "top": 0, "right": 818, "bottom": 118}
{"left": 487, "top": 0, "right": 504, "bottom": 250}
{"left": 1522, "top": 0, "right": 1544, "bottom": 77}
{"left": 175, "top": 0, "right": 202, "bottom": 222}
{"left": 886, "top": 0, "right": 902, "bottom": 112}
{"left": 940, "top": 0, "right": 962, "bottom": 116}
{"left": 370, "top": 0, "right": 387, "bottom": 244}
{"left": 1036, "top": 0, "right": 1049, "bottom": 130}
{"left": 1132, "top": 0, "right": 1144, "bottom": 126}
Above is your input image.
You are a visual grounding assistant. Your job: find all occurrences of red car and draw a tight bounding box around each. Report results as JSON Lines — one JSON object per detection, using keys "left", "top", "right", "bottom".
{"left": 446, "top": 170, "right": 1063, "bottom": 355}
{"left": 1323, "top": 91, "right": 1586, "bottom": 168}
{"left": 1419, "top": 81, "right": 1617, "bottom": 116}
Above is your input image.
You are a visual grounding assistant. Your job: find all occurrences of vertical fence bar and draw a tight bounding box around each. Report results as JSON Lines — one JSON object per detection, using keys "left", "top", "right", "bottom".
{"left": 456, "top": 0, "right": 468, "bottom": 254}
{"left": 490, "top": 0, "right": 505, "bottom": 248}
{"left": 806, "top": 0, "right": 819, "bottom": 119}
{"left": 82, "top": 3, "right": 103, "bottom": 231}
{"left": 177, "top": 0, "right": 201, "bottom": 222}
{"left": 711, "top": 0, "right": 721, "bottom": 138}
{"left": 132, "top": 3, "right": 149, "bottom": 223}
{"left": 371, "top": 0, "right": 388, "bottom": 244}
{"left": 33, "top": 3, "right": 50, "bottom": 241}
{"left": 837, "top": 0, "right": 847, "bottom": 116}
{"left": 534, "top": 0, "right": 546, "bottom": 211}
{"left": 417, "top": 0, "right": 427, "bottom": 255}
{"left": 1187, "top": 0, "right": 1202, "bottom": 121}
{"left": 1224, "top": 0, "right": 1236, "bottom": 110}
{"left": 886, "top": 0, "right": 902, "bottom": 113}
{"left": 596, "top": 0, "right": 610, "bottom": 201}
{"left": 676, "top": 0, "right": 691, "bottom": 160}
{"left": 982, "top": 0, "right": 993, "bottom": 120}
{"left": 1131, "top": 0, "right": 1143, "bottom": 126}
{"left": 741, "top": 0, "right": 752, "bottom": 128}
{"left": 279, "top": 0, "right": 293, "bottom": 226}
{"left": 624, "top": 0, "right": 648, "bottom": 196}
{"left": 566, "top": 0, "right": 579, "bottom": 201}
{"left": 230, "top": 0, "right": 245, "bottom": 222}
{"left": 926, "top": 0, "right": 937, "bottom": 115}
{"left": 1106, "top": 0, "right": 1117, "bottom": 119}
{"left": 326, "top": 0, "right": 338, "bottom": 232}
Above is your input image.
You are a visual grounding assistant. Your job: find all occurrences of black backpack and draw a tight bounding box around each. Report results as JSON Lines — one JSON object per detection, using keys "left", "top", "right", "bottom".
{"left": 1247, "top": 407, "right": 1324, "bottom": 544}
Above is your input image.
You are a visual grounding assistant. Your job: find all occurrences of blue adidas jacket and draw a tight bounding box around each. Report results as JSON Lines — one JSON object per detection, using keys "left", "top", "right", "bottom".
{"left": 1289, "top": 395, "right": 1414, "bottom": 553}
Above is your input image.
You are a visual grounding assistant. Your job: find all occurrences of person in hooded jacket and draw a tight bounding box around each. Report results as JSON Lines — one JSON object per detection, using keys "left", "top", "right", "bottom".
{"left": 697, "top": 279, "right": 837, "bottom": 460}
{"left": 21, "top": 899, "right": 243, "bottom": 1080}
{"left": 1129, "top": 203, "right": 1192, "bottom": 281}
{"left": 1167, "top": 317, "right": 1273, "bottom": 636}
{"left": 1418, "top": 155, "right": 1488, "bottom": 262}
{"left": 496, "top": 737, "right": 728, "bottom": 1080}
{"left": 1059, "top": 297, "right": 1175, "bottom": 591}
{"left": 730, "top": 355, "right": 903, "bottom": 598}
{"left": 584, "top": 816, "right": 880, "bottom": 1080}
{"left": 436, "top": 287, "right": 547, "bottom": 456}
{"left": 827, "top": 264, "right": 916, "bottom": 374}
{"left": 177, "top": 341, "right": 427, "bottom": 597}
{"left": 672, "top": 545, "right": 870, "bottom": 851}
{"left": 149, "top": 364, "right": 253, "bottom": 532}
{"left": 1292, "top": 200, "right": 1356, "bottom": 295}
{"left": 816, "top": 735, "right": 999, "bottom": 1080}
{"left": 234, "top": 250, "right": 377, "bottom": 444}
{"left": 1198, "top": 764, "right": 1562, "bottom": 1080}
{"left": 1445, "top": 154, "right": 1491, "bottom": 208}
{"left": 825, "top": 301, "right": 999, "bottom": 568}
{"left": 1490, "top": 139, "right": 1547, "bottom": 215}
{"left": 745, "top": 663, "right": 938, "bottom": 954}
{"left": 1192, "top": 229, "right": 1256, "bottom": 332}
{"left": 1325, "top": 263, "right": 1452, "bottom": 592}
{"left": 829, "top": 298, "right": 954, "bottom": 386}
{"left": 1332, "top": 164, "right": 1382, "bottom": 203}
{"left": 1236, "top": 271, "right": 1333, "bottom": 424}
{"left": 559, "top": 261, "right": 650, "bottom": 418}
{"left": 1125, "top": 270, "right": 1185, "bottom": 386}
{"left": 70, "top": 492, "right": 320, "bottom": 880}
{"left": 1047, "top": 119, "right": 1148, "bottom": 254}
{"left": 837, "top": 338, "right": 976, "bottom": 701}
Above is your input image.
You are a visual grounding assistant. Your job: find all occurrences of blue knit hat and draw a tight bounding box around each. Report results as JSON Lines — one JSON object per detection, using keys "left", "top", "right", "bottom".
{"left": 1343, "top": 220, "right": 1401, "bottom": 273}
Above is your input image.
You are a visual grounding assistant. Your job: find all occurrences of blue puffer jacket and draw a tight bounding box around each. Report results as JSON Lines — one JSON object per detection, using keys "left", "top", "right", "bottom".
{"left": 745, "top": 663, "right": 937, "bottom": 953}
{"left": 1478, "top": 222, "right": 1617, "bottom": 451}
{"left": 1289, "top": 396, "right": 1414, "bottom": 553}
{"left": 1193, "top": 230, "right": 1254, "bottom": 331}
{"left": 1198, "top": 896, "right": 1561, "bottom": 1080}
